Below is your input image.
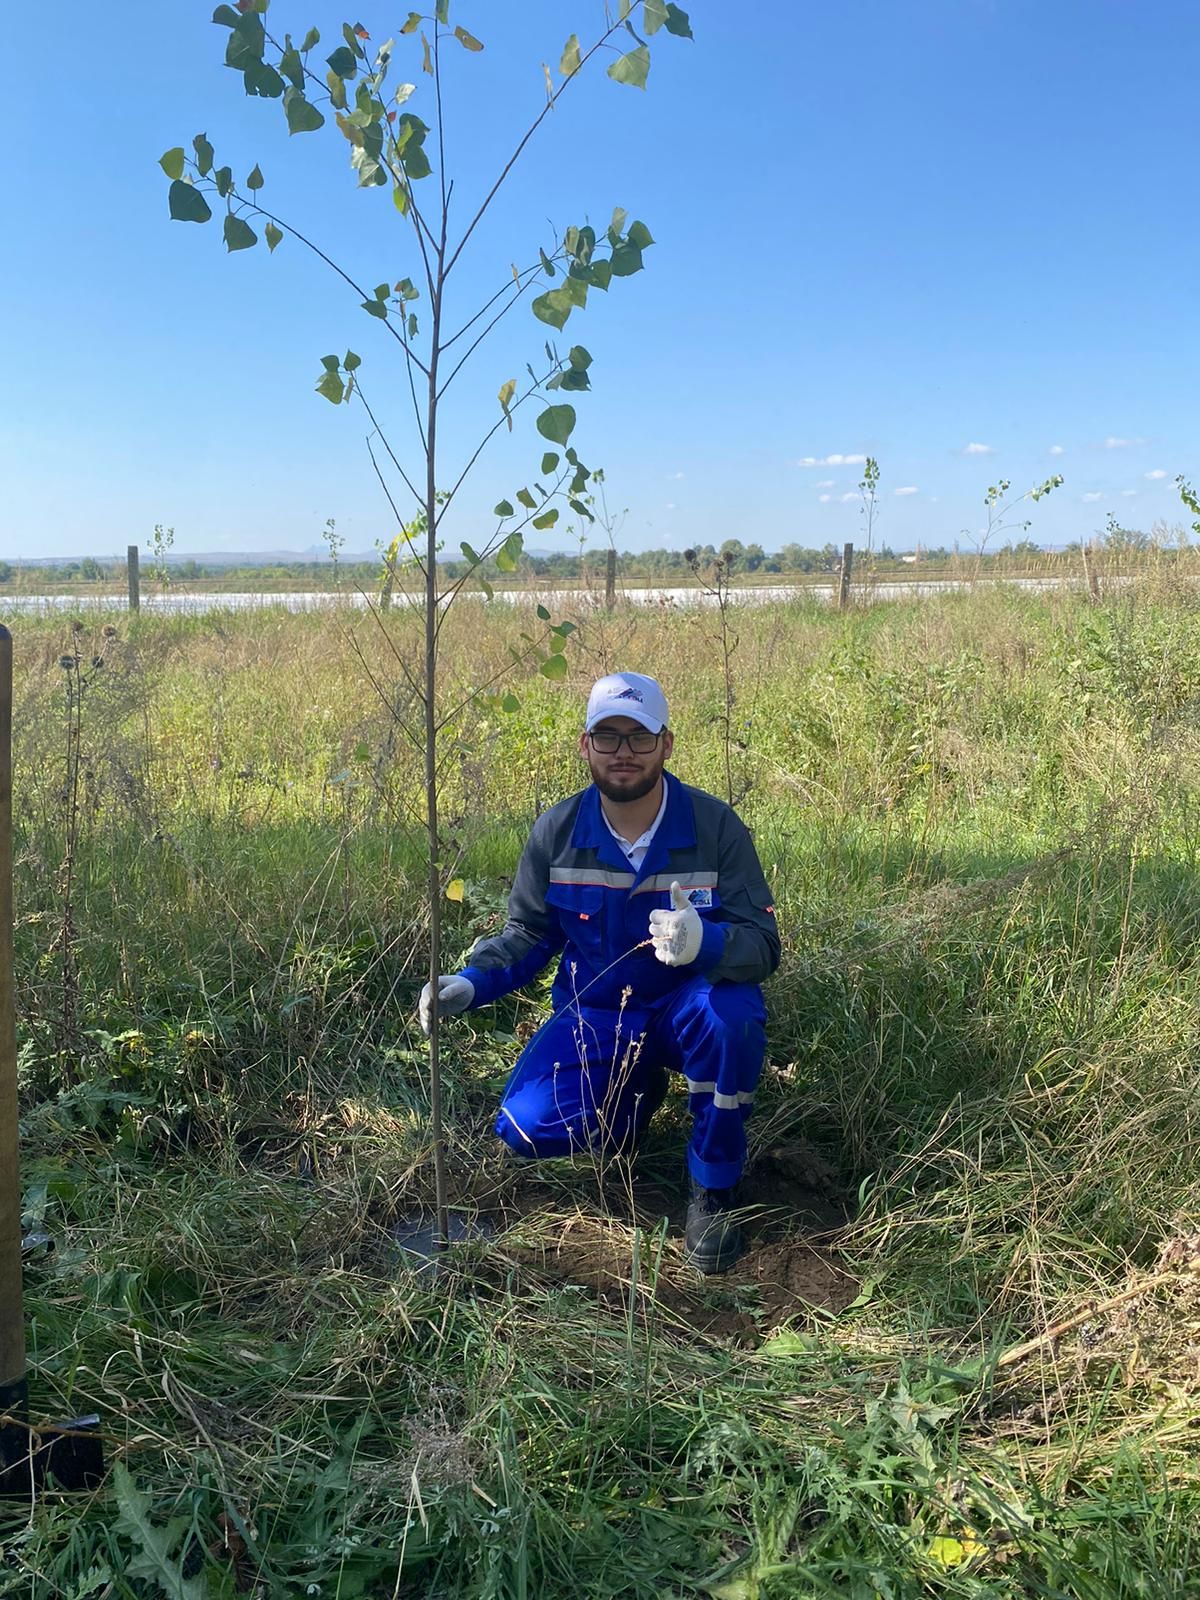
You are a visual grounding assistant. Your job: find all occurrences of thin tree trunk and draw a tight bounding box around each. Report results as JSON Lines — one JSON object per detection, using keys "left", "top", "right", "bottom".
{"left": 425, "top": 255, "right": 449, "bottom": 1249}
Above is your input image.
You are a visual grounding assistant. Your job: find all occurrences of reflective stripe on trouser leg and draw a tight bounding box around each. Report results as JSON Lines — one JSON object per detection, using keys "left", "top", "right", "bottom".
{"left": 656, "top": 977, "right": 766, "bottom": 1191}
{"left": 495, "top": 1002, "right": 664, "bottom": 1160}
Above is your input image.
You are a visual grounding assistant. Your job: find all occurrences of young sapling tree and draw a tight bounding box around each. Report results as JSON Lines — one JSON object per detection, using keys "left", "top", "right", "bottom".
{"left": 160, "top": 0, "right": 692, "bottom": 1243}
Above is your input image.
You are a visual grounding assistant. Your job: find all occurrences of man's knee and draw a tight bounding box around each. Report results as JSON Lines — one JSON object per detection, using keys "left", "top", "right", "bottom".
{"left": 673, "top": 980, "right": 766, "bottom": 1048}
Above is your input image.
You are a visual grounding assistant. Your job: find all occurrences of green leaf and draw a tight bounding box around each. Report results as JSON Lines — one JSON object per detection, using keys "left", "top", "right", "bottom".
{"left": 301, "top": 26, "right": 320, "bottom": 50}
{"left": 327, "top": 69, "right": 347, "bottom": 109}
{"left": 243, "top": 59, "right": 285, "bottom": 97}
{"left": 374, "top": 282, "right": 390, "bottom": 301}
{"left": 536, "top": 604, "right": 552, "bottom": 620}
{"left": 224, "top": 214, "right": 257, "bottom": 251}
{"left": 540, "top": 653, "right": 568, "bottom": 681}
{"left": 361, "top": 300, "right": 388, "bottom": 320}
{"left": 393, "top": 183, "right": 409, "bottom": 214}
{"left": 559, "top": 368, "right": 590, "bottom": 391}
{"left": 316, "top": 368, "right": 345, "bottom": 404}
{"left": 159, "top": 147, "right": 185, "bottom": 180}
{"left": 495, "top": 532, "right": 523, "bottom": 573}
{"left": 501, "top": 692, "right": 519, "bottom": 712}
{"left": 531, "top": 289, "right": 570, "bottom": 330}
{"left": 607, "top": 45, "right": 649, "bottom": 89}
{"left": 499, "top": 372, "right": 518, "bottom": 425}
{"left": 114, "top": 1463, "right": 208, "bottom": 1600}
{"left": 320, "top": 354, "right": 341, "bottom": 372}
{"left": 246, "top": 163, "right": 264, "bottom": 190}
{"left": 168, "top": 180, "right": 212, "bottom": 223}
{"left": 588, "top": 259, "right": 612, "bottom": 291}
{"left": 265, "top": 220, "right": 283, "bottom": 252}
{"left": 400, "top": 12, "right": 421, "bottom": 33}
{"left": 407, "top": 312, "right": 419, "bottom": 337}
{"left": 214, "top": 165, "right": 233, "bottom": 198}
{"left": 538, "top": 248, "right": 556, "bottom": 278}
{"left": 536, "top": 404, "right": 576, "bottom": 447}
{"left": 343, "top": 350, "right": 361, "bottom": 371}
{"left": 559, "top": 33, "right": 581, "bottom": 75}
{"left": 516, "top": 488, "right": 537, "bottom": 510}
{"left": 192, "top": 132, "right": 214, "bottom": 176}
{"left": 609, "top": 240, "right": 643, "bottom": 276}
{"left": 568, "top": 345, "right": 592, "bottom": 370}
{"left": 435, "top": 0, "right": 449, "bottom": 22}
{"left": 531, "top": 508, "right": 559, "bottom": 530}
{"left": 454, "top": 25, "right": 483, "bottom": 50}
{"left": 549, "top": 630, "right": 567, "bottom": 652}
{"left": 327, "top": 44, "right": 358, "bottom": 79}
{"left": 284, "top": 88, "right": 325, "bottom": 134}
{"left": 665, "top": 4, "right": 693, "bottom": 38}
{"left": 541, "top": 452, "right": 560, "bottom": 474}
{"left": 460, "top": 541, "right": 482, "bottom": 565}
{"left": 627, "top": 219, "right": 654, "bottom": 249}
{"left": 569, "top": 497, "right": 594, "bottom": 521}
{"left": 395, "top": 277, "right": 420, "bottom": 301}
{"left": 280, "top": 45, "right": 304, "bottom": 86}
{"left": 493, "top": 500, "right": 514, "bottom": 518}
{"left": 212, "top": 5, "right": 239, "bottom": 26}
{"left": 643, "top": 0, "right": 668, "bottom": 34}
{"left": 225, "top": 11, "right": 265, "bottom": 72}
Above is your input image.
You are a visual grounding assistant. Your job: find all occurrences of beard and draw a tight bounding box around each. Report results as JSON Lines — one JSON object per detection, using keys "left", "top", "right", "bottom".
{"left": 589, "top": 760, "right": 663, "bottom": 804}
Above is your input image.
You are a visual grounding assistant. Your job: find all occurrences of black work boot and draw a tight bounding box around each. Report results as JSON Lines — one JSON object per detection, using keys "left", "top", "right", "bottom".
{"left": 684, "top": 1176, "right": 745, "bottom": 1274}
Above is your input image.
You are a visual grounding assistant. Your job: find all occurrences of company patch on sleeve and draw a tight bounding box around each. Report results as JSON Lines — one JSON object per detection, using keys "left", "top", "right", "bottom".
{"left": 687, "top": 888, "right": 714, "bottom": 909}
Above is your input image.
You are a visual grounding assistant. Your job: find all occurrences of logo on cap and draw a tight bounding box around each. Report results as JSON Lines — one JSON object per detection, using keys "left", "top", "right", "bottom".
{"left": 614, "top": 686, "right": 644, "bottom": 703}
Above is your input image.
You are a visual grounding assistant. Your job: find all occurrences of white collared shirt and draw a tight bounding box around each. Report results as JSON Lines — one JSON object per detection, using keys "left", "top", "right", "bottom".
{"left": 601, "top": 784, "right": 668, "bottom": 869}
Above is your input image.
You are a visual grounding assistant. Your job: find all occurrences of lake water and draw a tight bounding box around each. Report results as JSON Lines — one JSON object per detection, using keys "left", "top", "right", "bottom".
{"left": 0, "top": 575, "right": 1089, "bottom": 618}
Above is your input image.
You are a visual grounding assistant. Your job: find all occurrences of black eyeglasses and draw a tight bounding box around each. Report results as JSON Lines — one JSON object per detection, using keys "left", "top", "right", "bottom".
{"left": 587, "top": 728, "right": 662, "bottom": 755}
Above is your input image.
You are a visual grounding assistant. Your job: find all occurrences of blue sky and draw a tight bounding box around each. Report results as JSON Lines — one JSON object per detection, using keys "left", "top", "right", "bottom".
{"left": 2, "top": 0, "right": 1197, "bottom": 561}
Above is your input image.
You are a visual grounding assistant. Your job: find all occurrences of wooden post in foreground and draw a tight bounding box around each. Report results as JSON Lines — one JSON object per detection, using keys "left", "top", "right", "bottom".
{"left": 0, "top": 626, "right": 27, "bottom": 1483}
{"left": 605, "top": 548, "right": 617, "bottom": 609}
{"left": 126, "top": 546, "right": 140, "bottom": 613}
{"left": 838, "top": 542, "right": 854, "bottom": 609}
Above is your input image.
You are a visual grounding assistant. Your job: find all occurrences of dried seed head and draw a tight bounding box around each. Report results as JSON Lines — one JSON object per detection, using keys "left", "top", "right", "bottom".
{"left": 71, "top": 619, "right": 85, "bottom": 633}
{"left": 102, "top": 625, "right": 118, "bottom": 639}
{"left": 59, "top": 654, "right": 76, "bottom": 670}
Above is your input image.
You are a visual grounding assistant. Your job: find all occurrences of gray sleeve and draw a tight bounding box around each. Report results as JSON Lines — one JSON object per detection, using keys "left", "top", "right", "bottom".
{"left": 708, "top": 810, "right": 781, "bottom": 986}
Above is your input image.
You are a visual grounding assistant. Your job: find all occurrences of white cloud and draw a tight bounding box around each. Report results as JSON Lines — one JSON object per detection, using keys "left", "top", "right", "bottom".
{"left": 818, "top": 494, "right": 832, "bottom": 504}
{"left": 1048, "top": 444, "right": 1065, "bottom": 456}
{"left": 962, "top": 441, "right": 994, "bottom": 456}
{"left": 839, "top": 492, "right": 859, "bottom": 503}
{"left": 1121, "top": 489, "right": 1138, "bottom": 497}
{"left": 1103, "top": 436, "right": 1146, "bottom": 449}
{"left": 894, "top": 485, "right": 919, "bottom": 497}
{"left": 1145, "top": 469, "right": 1168, "bottom": 480}
{"left": 796, "top": 452, "right": 866, "bottom": 468}
{"left": 816, "top": 479, "right": 835, "bottom": 488}
{"left": 667, "top": 471, "right": 685, "bottom": 481}
{"left": 664, "top": 502, "right": 676, "bottom": 511}
{"left": 1082, "top": 491, "right": 1103, "bottom": 502}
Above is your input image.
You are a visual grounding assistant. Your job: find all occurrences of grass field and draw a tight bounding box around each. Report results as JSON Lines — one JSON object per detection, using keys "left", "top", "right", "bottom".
{"left": 2, "top": 576, "right": 1199, "bottom": 1598}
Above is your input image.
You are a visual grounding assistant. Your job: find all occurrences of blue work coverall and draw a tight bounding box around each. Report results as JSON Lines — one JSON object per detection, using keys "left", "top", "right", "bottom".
{"left": 460, "top": 772, "right": 780, "bottom": 1189}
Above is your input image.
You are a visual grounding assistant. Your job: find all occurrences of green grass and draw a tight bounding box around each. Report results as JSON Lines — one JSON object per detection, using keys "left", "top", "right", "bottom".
{"left": 2, "top": 581, "right": 1199, "bottom": 1597}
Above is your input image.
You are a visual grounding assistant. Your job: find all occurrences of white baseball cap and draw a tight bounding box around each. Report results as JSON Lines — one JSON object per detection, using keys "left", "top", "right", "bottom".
{"left": 585, "top": 671, "right": 669, "bottom": 734}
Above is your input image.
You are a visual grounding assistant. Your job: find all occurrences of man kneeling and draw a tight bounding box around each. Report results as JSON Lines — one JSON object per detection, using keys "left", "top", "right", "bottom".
{"left": 419, "top": 672, "right": 780, "bottom": 1273}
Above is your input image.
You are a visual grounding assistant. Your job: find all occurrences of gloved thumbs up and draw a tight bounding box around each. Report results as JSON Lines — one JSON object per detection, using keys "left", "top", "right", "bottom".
{"left": 649, "top": 880, "right": 704, "bottom": 966}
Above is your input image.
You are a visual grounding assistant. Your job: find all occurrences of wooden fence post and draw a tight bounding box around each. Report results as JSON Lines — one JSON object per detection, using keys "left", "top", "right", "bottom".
{"left": 127, "top": 546, "right": 140, "bottom": 612}
{"left": 838, "top": 542, "right": 854, "bottom": 609}
{"left": 1081, "top": 542, "right": 1100, "bottom": 602}
{"left": 605, "top": 548, "right": 617, "bottom": 609}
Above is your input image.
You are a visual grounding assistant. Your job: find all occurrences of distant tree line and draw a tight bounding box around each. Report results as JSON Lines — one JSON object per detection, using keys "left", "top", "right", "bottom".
{"left": 0, "top": 521, "right": 1184, "bottom": 589}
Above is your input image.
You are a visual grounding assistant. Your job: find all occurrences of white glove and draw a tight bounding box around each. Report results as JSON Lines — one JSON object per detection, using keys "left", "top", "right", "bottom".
{"left": 648, "top": 881, "right": 704, "bottom": 967}
{"left": 418, "top": 974, "right": 475, "bottom": 1035}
